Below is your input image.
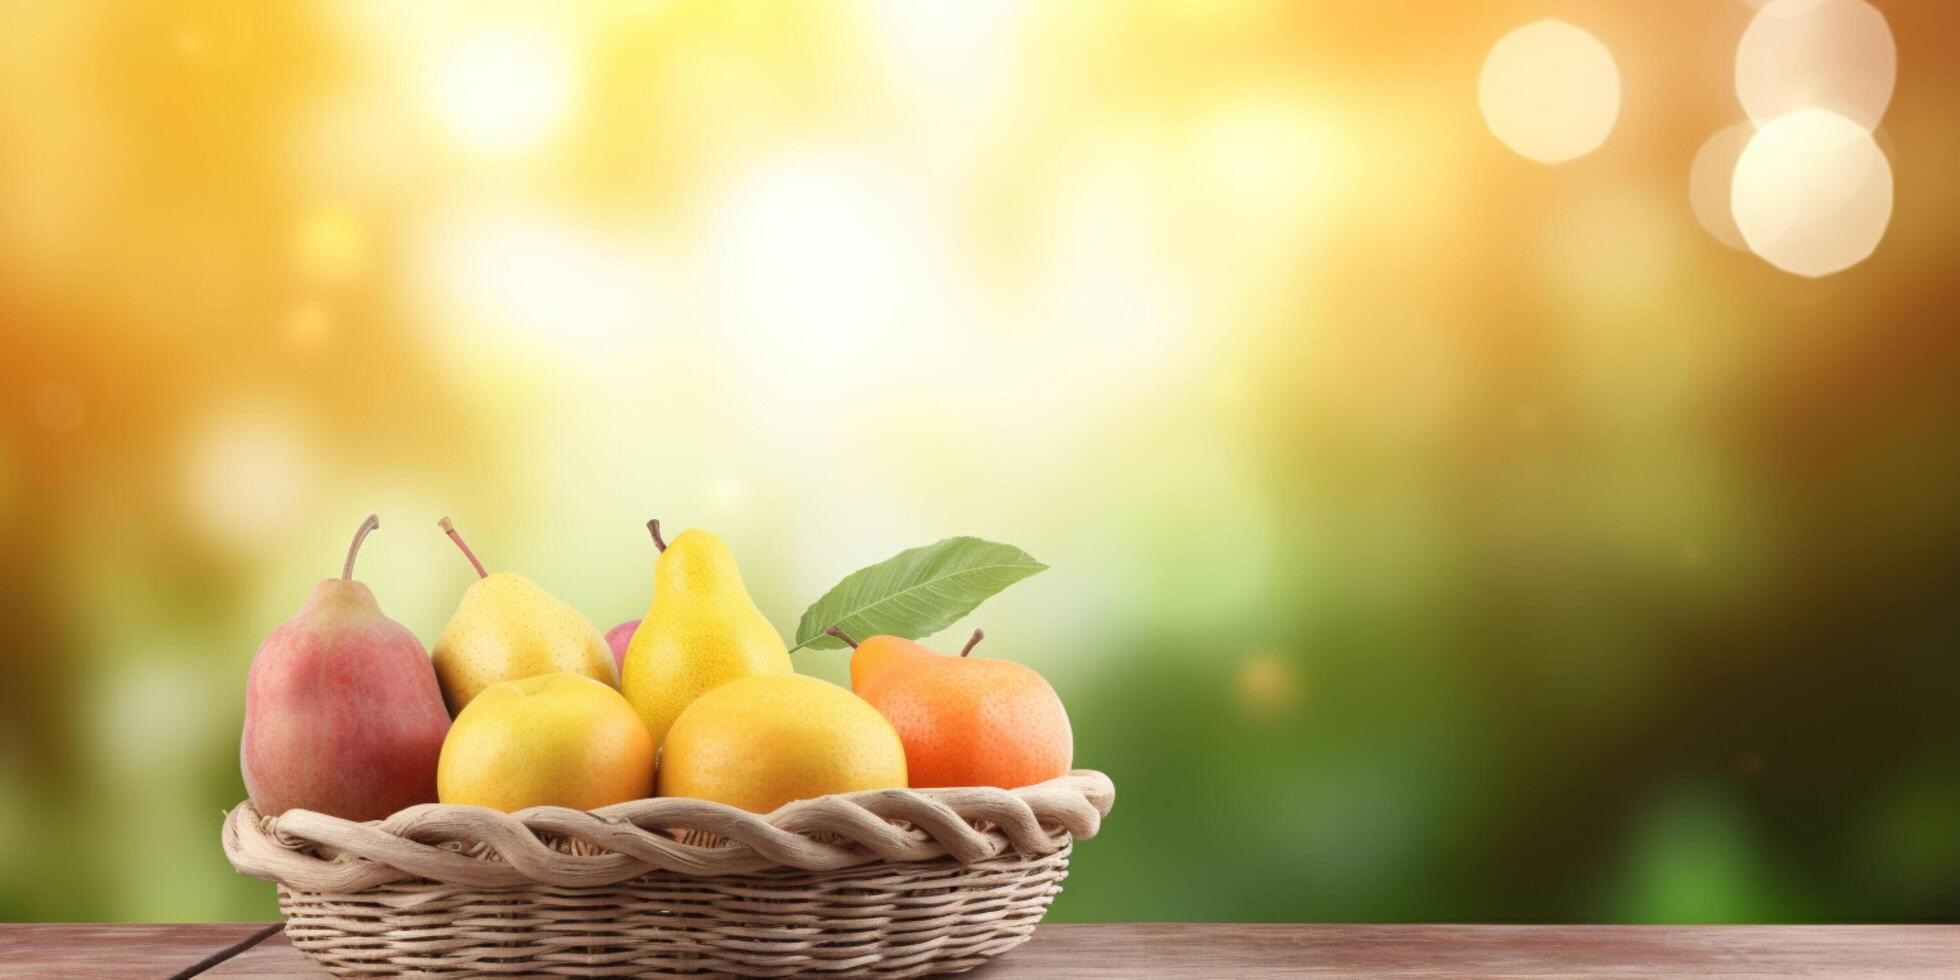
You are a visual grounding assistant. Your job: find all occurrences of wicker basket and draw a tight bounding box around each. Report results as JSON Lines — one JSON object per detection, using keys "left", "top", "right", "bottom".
{"left": 223, "top": 770, "right": 1114, "bottom": 977}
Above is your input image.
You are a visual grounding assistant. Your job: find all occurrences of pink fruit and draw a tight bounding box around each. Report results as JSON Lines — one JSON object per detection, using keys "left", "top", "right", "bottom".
{"left": 240, "top": 515, "right": 450, "bottom": 821}
{"left": 605, "top": 619, "right": 640, "bottom": 675}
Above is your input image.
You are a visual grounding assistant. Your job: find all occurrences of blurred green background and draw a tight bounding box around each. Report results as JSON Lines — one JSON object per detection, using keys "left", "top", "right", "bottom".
{"left": 3, "top": 0, "right": 1957, "bottom": 924}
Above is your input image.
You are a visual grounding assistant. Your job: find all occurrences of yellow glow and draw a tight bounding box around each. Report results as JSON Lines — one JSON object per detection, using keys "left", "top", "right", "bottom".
{"left": 291, "top": 206, "right": 368, "bottom": 284}
{"left": 181, "top": 408, "right": 317, "bottom": 554}
{"left": 1036, "top": 139, "right": 1195, "bottom": 383}
{"left": 1189, "top": 97, "right": 1344, "bottom": 268}
{"left": 1543, "top": 189, "right": 1678, "bottom": 312}
{"left": 166, "top": 0, "right": 251, "bottom": 73}
{"left": 860, "top": 0, "right": 1027, "bottom": 109}
{"left": 0, "top": 5, "right": 113, "bottom": 285}
{"left": 281, "top": 303, "right": 334, "bottom": 350}
{"left": 1689, "top": 123, "right": 1757, "bottom": 252}
{"left": 704, "top": 152, "right": 943, "bottom": 346}
{"left": 1736, "top": 0, "right": 1895, "bottom": 130}
{"left": 286, "top": 92, "right": 416, "bottom": 201}
{"left": 426, "top": 26, "right": 576, "bottom": 156}
{"left": 1732, "top": 108, "right": 1892, "bottom": 278}
{"left": 1478, "top": 19, "right": 1620, "bottom": 164}
{"left": 416, "top": 212, "right": 665, "bottom": 366}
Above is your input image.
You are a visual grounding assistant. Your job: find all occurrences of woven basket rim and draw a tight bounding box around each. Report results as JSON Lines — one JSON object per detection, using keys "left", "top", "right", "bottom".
{"left": 224, "top": 769, "right": 1113, "bottom": 892}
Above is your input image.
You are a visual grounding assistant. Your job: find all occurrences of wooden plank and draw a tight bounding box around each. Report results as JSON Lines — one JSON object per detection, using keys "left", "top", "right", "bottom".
{"left": 193, "top": 931, "right": 307, "bottom": 978}
{"left": 200, "top": 923, "right": 1960, "bottom": 978}
{"left": 0, "top": 923, "right": 279, "bottom": 980}
{"left": 971, "top": 924, "right": 1960, "bottom": 978}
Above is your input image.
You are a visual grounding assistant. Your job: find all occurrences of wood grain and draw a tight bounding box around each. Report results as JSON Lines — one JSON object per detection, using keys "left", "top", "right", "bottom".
{"left": 0, "top": 923, "right": 279, "bottom": 980}
{"left": 969, "top": 924, "right": 1960, "bottom": 978}
{"left": 7, "top": 923, "right": 1957, "bottom": 978}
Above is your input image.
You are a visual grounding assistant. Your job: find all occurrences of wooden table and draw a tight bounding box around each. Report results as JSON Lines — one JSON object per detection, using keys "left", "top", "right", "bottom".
{"left": 2, "top": 923, "right": 1955, "bottom": 978}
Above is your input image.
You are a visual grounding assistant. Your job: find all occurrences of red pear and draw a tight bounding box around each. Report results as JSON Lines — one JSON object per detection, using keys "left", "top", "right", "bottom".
{"left": 240, "top": 515, "right": 450, "bottom": 820}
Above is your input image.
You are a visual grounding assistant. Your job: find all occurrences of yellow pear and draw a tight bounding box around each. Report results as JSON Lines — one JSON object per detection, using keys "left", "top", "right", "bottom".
{"left": 431, "top": 517, "right": 617, "bottom": 714}
{"left": 622, "top": 520, "right": 792, "bottom": 752}
{"left": 658, "top": 673, "right": 907, "bottom": 812}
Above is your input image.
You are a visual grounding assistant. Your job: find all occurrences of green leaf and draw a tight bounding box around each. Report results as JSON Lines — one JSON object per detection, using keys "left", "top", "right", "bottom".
{"left": 792, "top": 537, "right": 1047, "bottom": 652}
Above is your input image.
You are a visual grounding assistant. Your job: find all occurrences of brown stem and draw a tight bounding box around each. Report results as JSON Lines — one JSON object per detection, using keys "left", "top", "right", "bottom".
{"left": 341, "top": 514, "right": 379, "bottom": 581}
{"left": 437, "top": 516, "right": 489, "bottom": 578}
{"left": 647, "top": 518, "right": 667, "bottom": 552}
{"left": 826, "top": 626, "right": 859, "bottom": 648}
{"left": 959, "top": 629, "right": 985, "bottom": 657}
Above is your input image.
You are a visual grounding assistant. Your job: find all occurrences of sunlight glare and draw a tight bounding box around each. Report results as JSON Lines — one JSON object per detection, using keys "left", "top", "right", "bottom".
{"left": 427, "top": 27, "right": 576, "bottom": 156}
{"left": 705, "top": 152, "right": 941, "bottom": 351}
{"left": 1190, "top": 97, "right": 1344, "bottom": 267}
{"left": 417, "top": 212, "right": 664, "bottom": 364}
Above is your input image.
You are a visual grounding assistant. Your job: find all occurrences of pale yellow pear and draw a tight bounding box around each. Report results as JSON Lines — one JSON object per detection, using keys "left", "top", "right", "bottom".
{"left": 622, "top": 523, "right": 792, "bottom": 752}
{"left": 430, "top": 518, "right": 617, "bottom": 714}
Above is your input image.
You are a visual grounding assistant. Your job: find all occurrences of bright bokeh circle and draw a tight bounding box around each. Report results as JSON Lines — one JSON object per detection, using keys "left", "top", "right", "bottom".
{"left": 1689, "top": 123, "right": 1758, "bottom": 251}
{"left": 1479, "top": 19, "right": 1621, "bottom": 164}
{"left": 1731, "top": 107, "right": 1892, "bottom": 277}
{"left": 1736, "top": 0, "right": 1896, "bottom": 130}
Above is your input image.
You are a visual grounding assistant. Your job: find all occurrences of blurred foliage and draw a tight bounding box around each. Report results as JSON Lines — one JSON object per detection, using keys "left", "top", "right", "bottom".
{"left": 2, "top": 0, "right": 1958, "bottom": 923}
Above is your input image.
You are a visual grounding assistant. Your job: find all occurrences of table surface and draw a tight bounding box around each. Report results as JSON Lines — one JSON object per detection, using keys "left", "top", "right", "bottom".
{"left": 1, "top": 923, "right": 1955, "bottom": 978}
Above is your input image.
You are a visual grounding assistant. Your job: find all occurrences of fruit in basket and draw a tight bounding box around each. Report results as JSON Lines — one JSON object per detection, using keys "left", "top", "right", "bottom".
{"left": 240, "top": 515, "right": 450, "bottom": 820}
{"left": 836, "top": 627, "right": 1072, "bottom": 789}
{"left": 621, "top": 520, "right": 793, "bottom": 751}
{"left": 437, "top": 673, "right": 654, "bottom": 811}
{"left": 846, "top": 631, "right": 947, "bottom": 698}
{"left": 604, "top": 619, "right": 639, "bottom": 674}
{"left": 657, "top": 673, "right": 906, "bottom": 812}
{"left": 430, "top": 517, "right": 617, "bottom": 713}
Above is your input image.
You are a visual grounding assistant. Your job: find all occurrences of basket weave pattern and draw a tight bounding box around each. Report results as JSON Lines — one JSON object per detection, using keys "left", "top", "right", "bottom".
{"left": 225, "top": 770, "right": 1113, "bottom": 977}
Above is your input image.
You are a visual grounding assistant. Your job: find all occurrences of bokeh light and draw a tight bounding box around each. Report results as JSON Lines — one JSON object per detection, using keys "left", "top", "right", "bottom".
{"left": 1478, "top": 19, "right": 1621, "bottom": 164}
{"left": 180, "top": 407, "right": 319, "bottom": 556}
{"left": 426, "top": 25, "right": 577, "bottom": 156}
{"left": 93, "top": 655, "right": 211, "bottom": 782}
{"left": 1236, "top": 651, "right": 1303, "bottom": 719}
{"left": 1731, "top": 107, "right": 1893, "bottom": 277}
{"left": 1689, "top": 123, "right": 1757, "bottom": 251}
{"left": 1735, "top": 0, "right": 1896, "bottom": 130}
{"left": 291, "top": 205, "right": 369, "bottom": 284}
{"left": 704, "top": 151, "right": 947, "bottom": 353}
{"left": 416, "top": 211, "right": 666, "bottom": 366}
{"left": 1187, "top": 96, "right": 1347, "bottom": 280}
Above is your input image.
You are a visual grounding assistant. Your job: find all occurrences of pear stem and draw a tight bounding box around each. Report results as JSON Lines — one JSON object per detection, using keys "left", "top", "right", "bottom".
{"left": 342, "top": 514, "right": 379, "bottom": 581}
{"left": 647, "top": 519, "right": 667, "bottom": 552}
{"left": 960, "top": 629, "right": 985, "bottom": 657}
{"left": 826, "top": 626, "right": 859, "bottom": 648}
{"left": 438, "top": 516, "right": 489, "bottom": 579}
